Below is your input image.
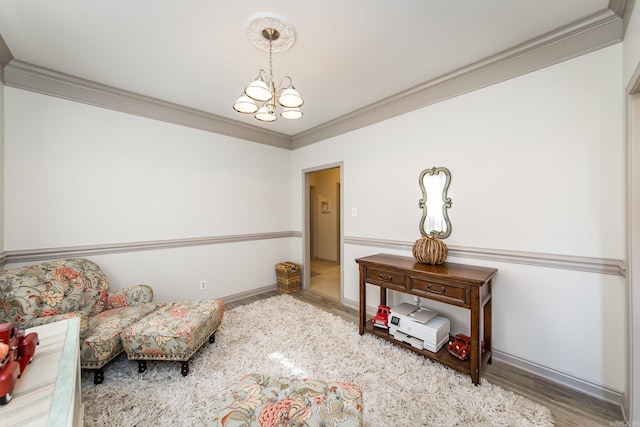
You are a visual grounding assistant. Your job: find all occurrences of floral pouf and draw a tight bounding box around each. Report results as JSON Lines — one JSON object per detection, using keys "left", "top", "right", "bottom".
{"left": 212, "top": 373, "right": 363, "bottom": 427}
{"left": 120, "top": 299, "right": 224, "bottom": 376}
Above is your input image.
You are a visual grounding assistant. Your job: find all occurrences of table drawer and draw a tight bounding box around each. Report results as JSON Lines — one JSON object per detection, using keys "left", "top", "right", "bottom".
{"left": 365, "top": 267, "right": 406, "bottom": 290}
{"left": 409, "top": 277, "right": 468, "bottom": 306}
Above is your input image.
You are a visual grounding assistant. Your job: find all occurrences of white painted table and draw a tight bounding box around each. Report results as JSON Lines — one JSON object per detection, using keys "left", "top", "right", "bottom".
{"left": 0, "top": 318, "right": 83, "bottom": 426}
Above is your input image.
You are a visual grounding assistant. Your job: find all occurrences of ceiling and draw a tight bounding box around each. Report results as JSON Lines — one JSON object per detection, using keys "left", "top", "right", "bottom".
{"left": 0, "top": 1, "right": 630, "bottom": 147}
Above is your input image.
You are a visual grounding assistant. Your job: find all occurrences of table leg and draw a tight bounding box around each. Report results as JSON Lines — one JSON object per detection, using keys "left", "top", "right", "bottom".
{"left": 359, "top": 264, "right": 366, "bottom": 335}
{"left": 485, "top": 280, "right": 492, "bottom": 364}
{"left": 470, "top": 287, "right": 480, "bottom": 385}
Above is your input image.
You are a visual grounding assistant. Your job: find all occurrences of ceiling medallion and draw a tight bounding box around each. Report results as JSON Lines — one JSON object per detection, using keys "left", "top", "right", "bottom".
{"left": 245, "top": 13, "right": 296, "bottom": 53}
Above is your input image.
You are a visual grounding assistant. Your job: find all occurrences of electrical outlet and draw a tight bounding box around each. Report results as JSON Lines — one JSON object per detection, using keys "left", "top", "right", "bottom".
{"left": 200, "top": 280, "right": 206, "bottom": 290}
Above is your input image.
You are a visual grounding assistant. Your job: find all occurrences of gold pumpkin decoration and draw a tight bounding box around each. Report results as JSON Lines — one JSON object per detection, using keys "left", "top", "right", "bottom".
{"left": 413, "top": 235, "right": 448, "bottom": 265}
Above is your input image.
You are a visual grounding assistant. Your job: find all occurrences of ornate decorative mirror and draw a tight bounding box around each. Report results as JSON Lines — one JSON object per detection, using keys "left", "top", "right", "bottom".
{"left": 418, "top": 167, "right": 452, "bottom": 239}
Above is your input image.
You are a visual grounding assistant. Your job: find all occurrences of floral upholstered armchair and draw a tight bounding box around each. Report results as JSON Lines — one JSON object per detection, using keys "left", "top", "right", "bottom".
{"left": 213, "top": 374, "right": 364, "bottom": 426}
{"left": 0, "top": 258, "right": 164, "bottom": 384}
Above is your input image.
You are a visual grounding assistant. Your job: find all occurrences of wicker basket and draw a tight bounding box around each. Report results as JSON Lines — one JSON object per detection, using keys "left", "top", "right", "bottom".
{"left": 413, "top": 235, "right": 448, "bottom": 265}
{"left": 276, "top": 262, "right": 301, "bottom": 293}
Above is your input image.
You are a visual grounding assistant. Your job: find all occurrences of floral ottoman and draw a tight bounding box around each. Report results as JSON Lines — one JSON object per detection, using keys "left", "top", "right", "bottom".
{"left": 120, "top": 299, "right": 224, "bottom": 376}
{"left": 212, "top": 373, "right": 363, "bottom": 427}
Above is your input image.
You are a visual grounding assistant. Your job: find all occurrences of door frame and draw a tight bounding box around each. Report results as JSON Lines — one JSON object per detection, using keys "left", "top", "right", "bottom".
{"left": 302, "top": 162, "right": 344, "bottom": 299}
{"left": 626, "top": 70, "right": 640, "bottom": 422}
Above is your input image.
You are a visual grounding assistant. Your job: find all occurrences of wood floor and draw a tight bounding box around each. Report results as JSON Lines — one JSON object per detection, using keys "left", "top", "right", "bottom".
{"left": 225, "top": 288, "right": 625, "bottom": 426}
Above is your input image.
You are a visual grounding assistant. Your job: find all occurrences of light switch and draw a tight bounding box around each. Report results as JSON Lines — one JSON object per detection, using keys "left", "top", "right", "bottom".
{"left": 351, "top": 208, "right": 357, "bottom": 216}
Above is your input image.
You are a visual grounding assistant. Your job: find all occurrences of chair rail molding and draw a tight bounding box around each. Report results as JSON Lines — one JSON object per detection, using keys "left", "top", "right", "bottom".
{"left": 3, "top": 231, "right": 300, "bottom": 265}
{"left": 344, "top": 236, "right": 626, "bottom": 277}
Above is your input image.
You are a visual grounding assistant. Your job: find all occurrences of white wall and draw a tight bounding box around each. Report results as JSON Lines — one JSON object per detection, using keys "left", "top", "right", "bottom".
{"left": 5, "top": 89, "right": 293, "bottom": 247}
{"left": 3, "top": 88, "right": 295, "bottom": 300}
{"left": 86, "top": 238, "right": 294, "bottom": 303}
{"left": 292, "top": 44, "right": 626, "bottom": 393}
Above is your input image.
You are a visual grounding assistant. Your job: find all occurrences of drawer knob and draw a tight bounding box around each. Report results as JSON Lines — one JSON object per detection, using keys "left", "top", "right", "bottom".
{"left": 427, "top": 284, "right": 445, "bottom": 294}
{"left": 377, "top": 274, "right": 393, "bottom": 282}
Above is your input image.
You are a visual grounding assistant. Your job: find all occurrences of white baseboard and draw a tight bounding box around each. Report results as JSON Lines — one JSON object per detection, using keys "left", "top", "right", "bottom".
{"left": 340, "top": 297, "right": 358, "bottom": 312}
{"left": 221, "top": 284, "right": 278, "bottom": 304}
{"left": 491, "top": 349, "right": 624, "bottom": 409}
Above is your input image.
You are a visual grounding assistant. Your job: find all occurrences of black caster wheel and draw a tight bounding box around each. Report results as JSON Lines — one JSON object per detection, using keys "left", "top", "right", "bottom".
{"left": 94, "top": 370, "right": 104, "bottom": 384}
{"left": 0, "top": 392, "right": 13, "bottom": 405}
{"left": 138, "top": 361, "right": 148, "bottom": 373}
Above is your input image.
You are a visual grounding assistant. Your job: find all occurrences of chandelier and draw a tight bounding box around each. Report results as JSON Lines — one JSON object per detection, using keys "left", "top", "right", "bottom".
{"left": 233, "top": 14, "right": 304, "bottom": 122}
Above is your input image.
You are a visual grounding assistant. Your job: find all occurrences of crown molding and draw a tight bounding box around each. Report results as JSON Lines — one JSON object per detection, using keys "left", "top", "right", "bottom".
{"left": 3, "top": 60, "right": 293, "bottom": 149}
{"left": 610, "top": 0, "right": 636, "bottom": 37}
{"left": 610, "top": 0, "right": 629, "bottom": 17}
{"left": 0, "top": 33, "right": 13, "bottom": 83}
{"left": 291, "top": 8, "right": 623, "bottom": 148}
{"left": 0, "top": 6, "right": 629, "bottom": 150}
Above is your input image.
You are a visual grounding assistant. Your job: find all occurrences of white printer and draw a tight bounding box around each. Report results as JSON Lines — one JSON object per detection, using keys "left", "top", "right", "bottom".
{"left": 388, "top": 302, "right": 450, "bottom": 353}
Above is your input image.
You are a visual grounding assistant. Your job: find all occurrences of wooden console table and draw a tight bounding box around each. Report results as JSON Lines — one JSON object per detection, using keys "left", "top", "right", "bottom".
{"left": 356, "top": 253, "right": 497, "bottom": 385}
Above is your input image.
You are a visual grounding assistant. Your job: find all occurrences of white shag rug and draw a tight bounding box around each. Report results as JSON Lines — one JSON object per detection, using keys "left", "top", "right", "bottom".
{"left": 81, "top": 294, "right": 554, "bottom": 426}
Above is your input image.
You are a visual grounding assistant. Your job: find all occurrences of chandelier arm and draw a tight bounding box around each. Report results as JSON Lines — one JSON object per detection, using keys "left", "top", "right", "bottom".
{"left": 252, "top": 69, "right": 267, "bottom": 82}
{"left": 279, "top": 76, "right": 294, "bottom": 90}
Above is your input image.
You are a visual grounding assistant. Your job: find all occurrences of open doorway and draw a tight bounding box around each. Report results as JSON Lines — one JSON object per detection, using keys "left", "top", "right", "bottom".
{"left": 304, "top": 165, "right": 342, "bottom": 300}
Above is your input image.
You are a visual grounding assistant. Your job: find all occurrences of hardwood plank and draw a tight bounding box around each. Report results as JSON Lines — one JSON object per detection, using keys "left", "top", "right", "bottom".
{"left": 226, "top": 288, "right": 625, "bottom": 426}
